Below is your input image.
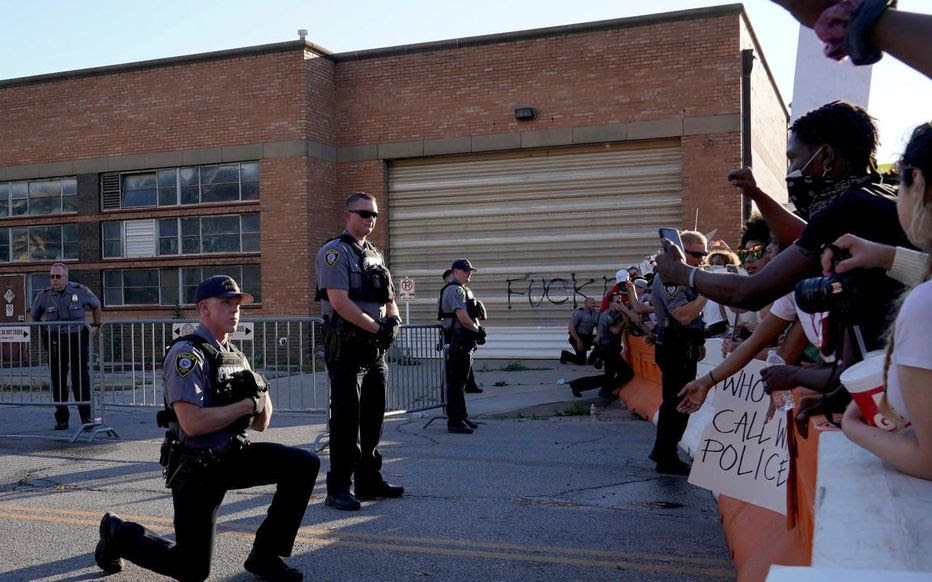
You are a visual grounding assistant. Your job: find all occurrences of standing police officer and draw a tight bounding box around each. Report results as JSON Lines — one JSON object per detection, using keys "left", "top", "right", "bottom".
{"left": 31, "top": 262, "right": 101, "bottom": 430}
{"left": 94, "top": 275, "right": 319, "bottom": 582}
{"left": 316, "top": 192, "right": 404, "bottom": 511}
{"left": 559, "top": 297, "right": 599, "bottom": 365}
{"left": 650, "top": 231, "right": 709, "bottom": 475}
{"left": 439, "top": 259, "right": 485, "bottom": 434}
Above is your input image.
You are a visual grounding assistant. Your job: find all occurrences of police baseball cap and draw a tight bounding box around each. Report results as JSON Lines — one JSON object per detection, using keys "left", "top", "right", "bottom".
{"left": 194, "top": 275, "right": 255, "bottom": 304}
{"left": 615, "top": 269, "right": 630, "bottom": 284}
{"left": 633, "top": 277, "right": 648, "bottom": 289}
{"left": 452, "top": 259, "right": 477, "bottom": 272}
{"left": 441, "top": 269, "right": 453, "bottom": 280}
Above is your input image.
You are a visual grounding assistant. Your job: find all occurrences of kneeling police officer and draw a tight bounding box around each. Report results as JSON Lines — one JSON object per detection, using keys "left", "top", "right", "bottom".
{"left": 94, "top": 275, "right": 320, "bottom": 582}
{"left": 316, "top": 192, "right": 404, "bottom": 511}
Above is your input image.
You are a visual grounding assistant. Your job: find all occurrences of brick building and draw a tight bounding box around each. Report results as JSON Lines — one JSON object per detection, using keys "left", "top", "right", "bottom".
{"left": 0, "top": 5, "right": 788, "bottom": 355}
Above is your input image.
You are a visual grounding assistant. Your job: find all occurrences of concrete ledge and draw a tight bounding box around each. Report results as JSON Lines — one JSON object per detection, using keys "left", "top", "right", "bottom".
{"left": 573, "top": 123, "right": 628, "bottom": 144}
{"left": 221, "top": 143, "right": 263, "bottom": 162}
{"left": 337, "top": 144, "right": 378, "bottom": 162}
{"left": 684, "top": 114, "right": 741, "bottom": 135}
{"left": 811, "top": 433, "right": 932, "bottom": 572}
{"left": 471, "top": 132, "right": 522, "bottom": 152}
{"left": 628, "top": 117, "right": 684, "bottom": 140}
{"left": 107, "top": 153, "right": 152, "bottom": 172}
{"left": 180, "top": 147, "right": 224, "bottom": 166}
{"left": 378, "top": 141, "right": 424, "bottom": 159}
{"left": 520, "top": 127, "right": 574, "bottom": 149}
{"left": 423, "top": 136, "right": 472, "bottom": 156}
{"left": 260, "top": 140, "right": 306, "bottom": 159}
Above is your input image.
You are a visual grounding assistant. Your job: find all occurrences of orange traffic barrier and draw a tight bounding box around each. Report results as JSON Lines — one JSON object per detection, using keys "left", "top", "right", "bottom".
{"left": 618, "top": 334, "right": 662, "bottom": 419}
{"left": 619, "top": 334, "right": 838, "bottom": 581}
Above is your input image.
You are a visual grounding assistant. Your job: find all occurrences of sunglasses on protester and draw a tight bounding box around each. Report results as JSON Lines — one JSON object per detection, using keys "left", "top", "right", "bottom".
{"left": 349, "top": 209, "right": 379, "bottom": 219}
{"left": 737, "top": 245, "right": 766, "bottom": 263}
{"left": 685, "top": 250, "right": 708, "bottom": 259}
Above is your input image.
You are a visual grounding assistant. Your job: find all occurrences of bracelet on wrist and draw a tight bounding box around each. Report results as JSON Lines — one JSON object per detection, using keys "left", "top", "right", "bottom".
{"left": 846, "top": 0, "right": 896, "bottom": 66}
{"left": 708, "top": 371, "right": 718, "bottom": 385}
{"left": 688, "top": 267, "right": 699, "bottom": 291}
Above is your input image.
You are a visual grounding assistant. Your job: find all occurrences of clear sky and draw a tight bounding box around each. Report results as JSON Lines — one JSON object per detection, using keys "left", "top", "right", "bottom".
{"left": 1, "top": 0, "right": 928, "bottom": 163}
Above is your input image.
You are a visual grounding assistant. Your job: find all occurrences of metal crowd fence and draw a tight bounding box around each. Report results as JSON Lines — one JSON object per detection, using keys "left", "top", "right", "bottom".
{"left": 0, "top": 318, "right": 445, "bottom": 442}
{"left": 0, "top": 321, "right": 117, "bottom": 442}
{"left": 97, "top": 317, "right": 329, "bottom": 414}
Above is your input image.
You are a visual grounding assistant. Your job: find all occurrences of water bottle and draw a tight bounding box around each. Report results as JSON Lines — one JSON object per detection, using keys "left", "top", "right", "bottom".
{"left": 589, "top": 403, "right": 597, "bottom": 419}
{"left": 765, "top": 349, "right": 794, "bottom": 411}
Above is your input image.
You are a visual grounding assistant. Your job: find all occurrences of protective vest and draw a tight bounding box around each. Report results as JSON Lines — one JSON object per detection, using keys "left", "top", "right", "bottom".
{"left": 158, "top": 334, "right": 254, "bottom": 437}
{"left": 316, "top": 234, "right": 394, "bottom": 305}
{"left": 437, "top": 281, "right": 480, "bottom": 322}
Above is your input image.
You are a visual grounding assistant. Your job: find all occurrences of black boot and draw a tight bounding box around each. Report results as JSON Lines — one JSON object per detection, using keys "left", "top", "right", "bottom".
{"left": 94, "top": 513, "right": 124, "bottom": 574}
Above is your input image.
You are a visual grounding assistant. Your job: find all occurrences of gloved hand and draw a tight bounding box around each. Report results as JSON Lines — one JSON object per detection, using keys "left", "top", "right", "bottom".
{"left": 376, "top": 315, "right": 401, "bottom": 349}
{"left": 476, "top": 327, "right": 487, "bottom": 345}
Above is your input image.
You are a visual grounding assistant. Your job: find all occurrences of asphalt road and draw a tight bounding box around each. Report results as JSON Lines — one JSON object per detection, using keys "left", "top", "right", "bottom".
{"left": 0, "top": 403, "right": 734, "bottom": 581}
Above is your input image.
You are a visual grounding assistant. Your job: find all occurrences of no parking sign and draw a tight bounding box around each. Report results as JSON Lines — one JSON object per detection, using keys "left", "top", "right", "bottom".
{"left": 399, "top": 277, "right": 415, "bottom": 301}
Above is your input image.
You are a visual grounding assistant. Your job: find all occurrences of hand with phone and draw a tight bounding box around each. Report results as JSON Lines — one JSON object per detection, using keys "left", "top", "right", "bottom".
{"left": 655, "top": 228, "right": 690, "bottom": 286}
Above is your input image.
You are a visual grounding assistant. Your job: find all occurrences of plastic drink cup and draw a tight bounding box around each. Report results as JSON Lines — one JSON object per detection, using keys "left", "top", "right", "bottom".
{"left": 840, "top": 352, "right": 904, "bottom": 431}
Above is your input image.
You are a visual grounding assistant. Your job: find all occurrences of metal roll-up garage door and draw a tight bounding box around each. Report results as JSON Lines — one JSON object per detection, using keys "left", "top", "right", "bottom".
{"left": 388, "top": 140, "right": 682, "bottom": 358}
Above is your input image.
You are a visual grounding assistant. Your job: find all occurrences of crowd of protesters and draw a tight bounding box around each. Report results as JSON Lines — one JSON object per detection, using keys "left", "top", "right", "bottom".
{"left": 557, "top": 101, "right": 931, "bottom": 481}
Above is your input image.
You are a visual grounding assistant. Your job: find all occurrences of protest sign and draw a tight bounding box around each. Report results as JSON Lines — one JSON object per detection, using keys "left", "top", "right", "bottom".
{"left": 688, "top": 359, "right": 789, "bottom": 515}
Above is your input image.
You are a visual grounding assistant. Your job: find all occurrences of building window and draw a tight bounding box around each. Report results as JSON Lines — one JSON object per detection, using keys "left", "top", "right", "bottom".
{"left": 104, "top": 213, "right": 259, "bottom": 259}
{"left": 0, "top": 178, "right": 78, "bottom": 217}
{"left": 0, "top": 224, "right": 79, "bottom": 263}
{"left": 111, "top": 162, "right": 259, "bottom": 210}
{"left": 103, "top": 265, "right": 260, "bottom": 306}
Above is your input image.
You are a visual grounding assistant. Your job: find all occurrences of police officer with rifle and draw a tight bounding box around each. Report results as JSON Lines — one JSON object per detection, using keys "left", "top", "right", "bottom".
{"left": 94, "top": 275, "right": 319, "bottom": 582}
{"left": 316, "top": 192, "right": 404, "bottom": 511}
{"left": 439, "top": 259, "right": 486, "bottom": 434}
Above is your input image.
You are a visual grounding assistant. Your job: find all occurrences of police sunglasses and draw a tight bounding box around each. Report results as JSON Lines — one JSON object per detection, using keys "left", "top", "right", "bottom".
{"left": 349, "top": 209, "right": 379, "bottom": 219}
{"left": 685, "top": 250, "right": 708, "bottom": 259}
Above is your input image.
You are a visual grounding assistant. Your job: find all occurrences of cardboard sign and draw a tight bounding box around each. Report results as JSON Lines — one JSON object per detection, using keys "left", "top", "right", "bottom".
{"left": 688, "top": 359, "right": 789, "bottom": 515}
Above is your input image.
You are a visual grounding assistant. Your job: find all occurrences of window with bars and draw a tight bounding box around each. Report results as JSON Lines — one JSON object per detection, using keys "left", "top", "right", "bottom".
{"left": 103, "top": 265, "right": 261, "bottom": 306}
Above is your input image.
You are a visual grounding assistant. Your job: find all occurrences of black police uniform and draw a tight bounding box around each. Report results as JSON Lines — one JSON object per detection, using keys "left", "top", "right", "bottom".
{"left": 316, "top": 231, "right": 400, "bottom": 503}
{"left": 31, "top": 281, "right": 100, "bottom": 427}
{"left": 649, "top": 273, "right": 706, "bottom": 468}
{"left": 97, "top": 324, "right": 319, "bottom": 582}
{"left": 439, "top": 279, "right": 483, "bottom": 429}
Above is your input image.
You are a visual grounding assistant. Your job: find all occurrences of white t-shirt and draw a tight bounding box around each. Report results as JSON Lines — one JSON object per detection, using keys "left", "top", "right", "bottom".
{"left": 886, "top": 280, "right": 932, "bottom": 421}
{"left": 769, "top": 292, "right": 833, "bottom": 362}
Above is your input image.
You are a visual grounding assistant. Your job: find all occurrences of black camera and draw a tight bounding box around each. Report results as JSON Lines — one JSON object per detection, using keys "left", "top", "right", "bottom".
{"left": 794, "top": 249, "right": 862, "bottom": 316}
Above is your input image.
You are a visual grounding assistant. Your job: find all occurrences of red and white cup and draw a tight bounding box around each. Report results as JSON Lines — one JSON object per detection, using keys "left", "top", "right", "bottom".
{"left": 840, "top": 352, "right": 906, "bottom": 431}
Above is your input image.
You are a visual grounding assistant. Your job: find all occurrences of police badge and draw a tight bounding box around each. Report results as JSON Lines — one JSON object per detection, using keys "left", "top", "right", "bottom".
{"left": 175, "top": 352, "right": 199, "bottom": 377}
{"left": 72, "top": 294, "right": 78, "bottom": 303}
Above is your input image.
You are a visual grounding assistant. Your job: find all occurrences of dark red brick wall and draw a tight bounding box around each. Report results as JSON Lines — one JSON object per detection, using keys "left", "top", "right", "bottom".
{"left": 333, "top": 15, "right": 741, "bottom": 145}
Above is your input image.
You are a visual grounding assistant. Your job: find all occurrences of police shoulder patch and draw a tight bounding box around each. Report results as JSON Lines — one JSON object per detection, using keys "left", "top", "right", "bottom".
{"left": 324, "top": 249, "right": 340, "bottom": 268}
{"left": 665, "top": 285, "right": 679, "bottom": 298}
{"left": 175, "top": 352, "right": 200, "bottom": 377}
{"left": 455, "top": 287, "right": 466, "bottom": 298}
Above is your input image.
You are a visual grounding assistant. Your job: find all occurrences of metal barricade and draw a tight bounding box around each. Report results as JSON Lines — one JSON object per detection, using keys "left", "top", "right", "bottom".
{"left": 385, "top": 324, "right": 446, "bottom": 414}
{"left": 0, "top": 321, "right": 117, "bottom": 442}
{"left": 97, "top": 317, "right": 328, "bottom": 414}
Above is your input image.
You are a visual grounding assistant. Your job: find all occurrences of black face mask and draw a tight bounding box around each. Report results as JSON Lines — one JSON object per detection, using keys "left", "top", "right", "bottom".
{"left": 786, "top": 174, "right": 835, "bottom": 221}
{"left": 785, "top": 146, "right": 828, "bottom": 221}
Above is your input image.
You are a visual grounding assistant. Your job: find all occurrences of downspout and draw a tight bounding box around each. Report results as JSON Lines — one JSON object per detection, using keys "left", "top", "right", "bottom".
{"left": 741, "top": 48, "right": 755, "bottom": 222}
